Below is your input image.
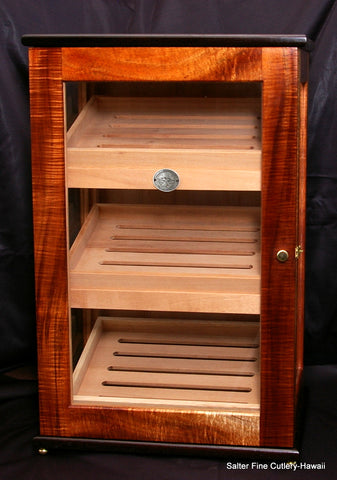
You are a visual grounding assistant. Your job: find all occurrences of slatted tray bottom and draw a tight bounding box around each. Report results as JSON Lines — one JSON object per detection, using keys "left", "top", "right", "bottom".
{"left": 69, "top": 204, "right": 261, "bottom": 314}
{"left": 73, "top": 317, "right": 260, "bottom": 409}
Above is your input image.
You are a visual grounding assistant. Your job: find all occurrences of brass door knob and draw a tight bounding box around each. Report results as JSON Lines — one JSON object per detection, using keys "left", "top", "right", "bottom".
{"left": 276, "top": 250, "right": 289, "bottom": 262}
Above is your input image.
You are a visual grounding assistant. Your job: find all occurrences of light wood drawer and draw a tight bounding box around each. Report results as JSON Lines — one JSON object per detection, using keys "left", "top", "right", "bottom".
{"left": 66, "top": 96, "right": 261, "bottom": 191}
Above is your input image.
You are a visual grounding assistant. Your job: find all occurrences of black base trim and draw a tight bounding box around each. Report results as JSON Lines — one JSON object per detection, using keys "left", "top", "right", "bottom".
{"left": 33, "top": 436, "right": 300, "bottom": 460}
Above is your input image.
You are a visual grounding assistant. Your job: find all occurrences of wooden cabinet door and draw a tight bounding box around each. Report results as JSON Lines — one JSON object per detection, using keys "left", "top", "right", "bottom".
{"left": 28, "top": 39, "right": 307, "bottom": 452}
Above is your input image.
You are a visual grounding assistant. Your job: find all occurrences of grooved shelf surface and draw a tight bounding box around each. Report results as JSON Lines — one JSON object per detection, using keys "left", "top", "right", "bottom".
{"left": 73, "top": 317, "right": 260, "bottom": 410}
{"left": 66, "top": 96, "right": 261, "bottom": 190}
{"left": 69, "top": 203, "right": 261, "bottom": 313}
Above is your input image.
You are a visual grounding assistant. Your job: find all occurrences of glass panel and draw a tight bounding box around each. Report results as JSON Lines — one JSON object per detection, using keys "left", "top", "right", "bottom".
{"left": 65, "top": 81, "right": 262, "bottom": 413}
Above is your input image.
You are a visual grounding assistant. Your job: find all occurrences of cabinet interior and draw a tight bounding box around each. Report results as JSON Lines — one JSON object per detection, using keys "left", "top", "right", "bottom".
{"left": 66, "top": 81, "right": 262, "bottom": 413}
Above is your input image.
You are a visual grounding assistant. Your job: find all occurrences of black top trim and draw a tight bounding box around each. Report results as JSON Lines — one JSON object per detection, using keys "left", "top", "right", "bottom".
{"left": 21, "top": 34, "right": 313, "bottom": 50}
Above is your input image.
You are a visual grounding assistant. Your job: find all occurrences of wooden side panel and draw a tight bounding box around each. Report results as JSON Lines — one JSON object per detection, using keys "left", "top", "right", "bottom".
{"left": 260, "top": 47, "right": 302, "bottom": 447}
{"left": 295, "top": 75, "right": 308, "bottom": 398}
{"left": 62, "top": 47, "right": 262, "bottom": 82}
{"left": 29, "top": 48, "right": 71, "bottom": 436}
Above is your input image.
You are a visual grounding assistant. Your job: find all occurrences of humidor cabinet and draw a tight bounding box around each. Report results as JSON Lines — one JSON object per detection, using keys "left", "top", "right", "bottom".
{"left": 23, "top": 34, "right": 309, "bottom": 457}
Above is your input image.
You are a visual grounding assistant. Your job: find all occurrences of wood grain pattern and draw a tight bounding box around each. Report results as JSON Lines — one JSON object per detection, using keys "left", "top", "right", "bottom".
{"left": 29, "top": 48, "right": 71, "bottom": 435}
{"left": 259, "top": 47, "right": 304, "bottom": 447}
{"left": 65, "top": 404, "right": 260, "bottom": 446}
{"left": 62, "top": 47, "right": 262, "bottom": 82}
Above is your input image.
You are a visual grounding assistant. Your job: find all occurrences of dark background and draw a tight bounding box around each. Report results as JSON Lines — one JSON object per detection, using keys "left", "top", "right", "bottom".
{"left": 1, "top": 1, "right": 337, "bottom": 479}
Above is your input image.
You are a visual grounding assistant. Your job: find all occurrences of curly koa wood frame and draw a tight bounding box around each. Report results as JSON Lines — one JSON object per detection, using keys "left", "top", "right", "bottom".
{"left": 25, "top": 35, "right": 309, "bottom": 456}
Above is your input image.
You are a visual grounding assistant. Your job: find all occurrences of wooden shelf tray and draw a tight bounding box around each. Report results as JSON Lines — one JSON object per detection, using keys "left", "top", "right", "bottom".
{"left": 69, "top": 203, "right": 261, "bottom": 313}
{"left": 73, "top": 316, "right": 260, "bottom": 410}
{"left": 66, "top": 96, "right": 261, "bottom": 190}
